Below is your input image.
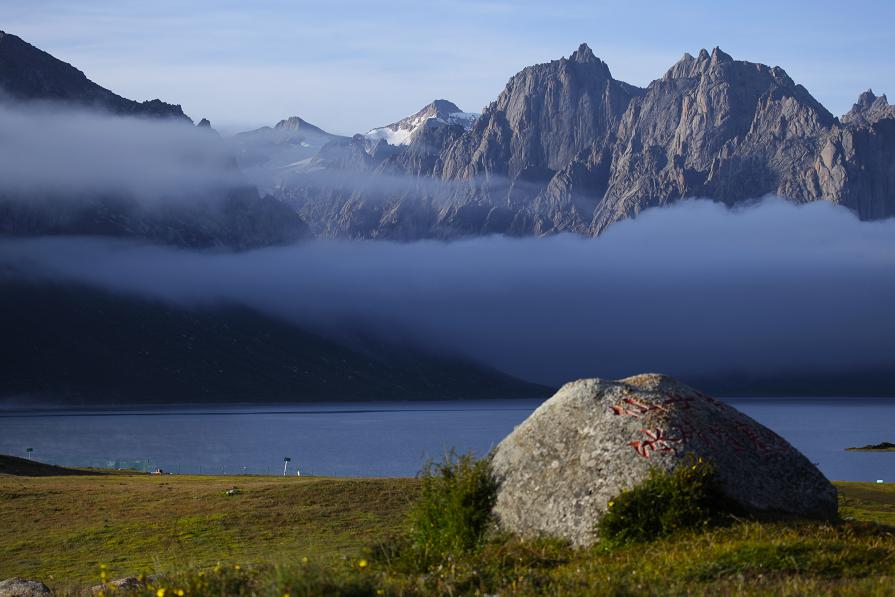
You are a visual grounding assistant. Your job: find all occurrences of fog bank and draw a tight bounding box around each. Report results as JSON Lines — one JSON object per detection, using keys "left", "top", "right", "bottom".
{"left": 3, "top": 198, "right": 895, "bottom": 386}
{"left": 0, "top": 102, "right": 240, "bottom": 198}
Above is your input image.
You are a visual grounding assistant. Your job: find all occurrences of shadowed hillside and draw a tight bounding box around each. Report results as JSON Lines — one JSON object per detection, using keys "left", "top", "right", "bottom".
{"left": 0, "top": 280, "right": 551, "bottom": 405}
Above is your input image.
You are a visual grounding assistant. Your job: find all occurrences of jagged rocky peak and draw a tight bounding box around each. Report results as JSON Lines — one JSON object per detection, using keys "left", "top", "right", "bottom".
{"left": 856, "top": 89, "right": 882, "bottom": 108}
{"left": 843, "top": 89, "right": 894, "bottom": 125}
{"left": 276, "top": 43, "right": 895, "bottom": 240}
{"left": 565, "top": 42, "right": 612, "bottom": 78}
{"left": 651, "top": 46, "right": 834, "bottom": 127}
{"left": 439, "top": 43, "right": 641, "bottom": 181}
{"left": 598, "top": 46, "right": 839, "bottom": 229}
{"left": 365, "top": 99, "right": 478, "bottom": 146}
{"left": 492, "top": 42, "right": 622, "bottom": 113}
{"left": 665, "top": 47, "right": 745, "bottom": 79}
{"left": 506, "top": 42, "right": 613, "bottom": 86}
{"left": 569, "top": 42, "right": 602, "bottom": 64}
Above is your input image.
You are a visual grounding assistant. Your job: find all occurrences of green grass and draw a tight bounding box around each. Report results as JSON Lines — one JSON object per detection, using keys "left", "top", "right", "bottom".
{"left": 404, "top": 451, "right": 497, "bottom": 563}
{"left": 838, "top": 481, "right": 895, "bottom": 527}
{"left": 0, "top": 470, "right": 418, "bottom": 589}
{"left": 2, "top": 464, "right": 895, "bottom": 595}
{"left": 597, "top": 457, "right": 735, "bottom": 546}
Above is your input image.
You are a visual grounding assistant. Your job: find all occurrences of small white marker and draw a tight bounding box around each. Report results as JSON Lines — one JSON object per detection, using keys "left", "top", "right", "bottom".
{"left": 877, "top": 480, "right": 884, "bottom": 484}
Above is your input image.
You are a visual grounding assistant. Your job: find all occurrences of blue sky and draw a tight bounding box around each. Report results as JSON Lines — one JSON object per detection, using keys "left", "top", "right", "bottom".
{"left": 5, "top": 0, "right": 894, "bottom": 134}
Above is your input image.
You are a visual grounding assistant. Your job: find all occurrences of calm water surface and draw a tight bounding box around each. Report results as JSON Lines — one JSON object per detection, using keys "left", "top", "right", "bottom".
{"left": 0, "top": 398, "right": 892, "bottom": 481}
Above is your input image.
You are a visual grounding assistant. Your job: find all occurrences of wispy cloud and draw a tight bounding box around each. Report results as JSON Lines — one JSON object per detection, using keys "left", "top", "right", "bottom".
{"left": 0, "top": 102, "right": 240, "bottom": 197}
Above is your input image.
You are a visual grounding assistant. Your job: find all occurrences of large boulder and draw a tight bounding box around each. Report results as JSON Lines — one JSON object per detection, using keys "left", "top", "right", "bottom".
{"left": 490, "top": 374, "right": 837, "bottom": 545}
{"left": 0, "top": 578, "right": 51, "bottom": 597}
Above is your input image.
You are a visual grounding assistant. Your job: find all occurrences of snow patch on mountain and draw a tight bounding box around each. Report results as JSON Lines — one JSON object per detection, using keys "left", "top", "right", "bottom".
{"left": 365, "top": 100, "right": 478, "bottom": 146}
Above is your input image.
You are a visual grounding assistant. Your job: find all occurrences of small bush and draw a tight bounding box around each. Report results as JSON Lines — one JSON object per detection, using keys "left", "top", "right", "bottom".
{"left": 405, "top": 451, "right": 498, "bottom": 563}
{"left": 597, "top": 456, "right": 735, "bottom": 546}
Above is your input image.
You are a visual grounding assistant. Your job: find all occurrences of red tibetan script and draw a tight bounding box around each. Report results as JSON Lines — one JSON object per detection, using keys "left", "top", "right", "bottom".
{"left": 628, "top": 428, "right": 676, "bottom": 458}
{"left": 609, "top": 391, "right": 786, "bottom": 458}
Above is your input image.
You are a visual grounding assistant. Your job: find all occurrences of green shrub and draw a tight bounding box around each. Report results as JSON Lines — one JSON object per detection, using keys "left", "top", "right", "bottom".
{"left": 597, "top": 456, "right": 735, "bottom": 546}
{"left": 405, "top": 451, "right": 498, "bottom": 563}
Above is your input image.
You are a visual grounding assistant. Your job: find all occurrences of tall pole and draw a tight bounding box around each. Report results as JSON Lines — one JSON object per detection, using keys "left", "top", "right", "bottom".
{"left": 283, "top": 457, "right": 291, "bottom": 476}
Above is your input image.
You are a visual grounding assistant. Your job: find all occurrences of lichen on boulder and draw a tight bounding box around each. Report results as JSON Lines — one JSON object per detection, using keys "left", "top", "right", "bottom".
{"left": 490, "top": 374, "right": 837, "bottom": 545}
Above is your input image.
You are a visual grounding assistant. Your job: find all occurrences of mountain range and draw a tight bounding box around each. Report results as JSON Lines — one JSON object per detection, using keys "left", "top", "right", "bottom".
{"left": 0, "top": 30, "right": 310, "bottom": 250}
{"left": 262, "top": 44, "right": 895, "bottom": 240}
{"left": 2, "top": 32, "right": 895, "bottom": 401}
{"left": 3, "top": 32, "right": 892, "bottom": 244}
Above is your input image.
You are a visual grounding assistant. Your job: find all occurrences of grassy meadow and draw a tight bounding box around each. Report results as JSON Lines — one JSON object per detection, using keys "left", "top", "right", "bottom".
{"left": 1, "top": 457, "right": 895, "bottom": 595}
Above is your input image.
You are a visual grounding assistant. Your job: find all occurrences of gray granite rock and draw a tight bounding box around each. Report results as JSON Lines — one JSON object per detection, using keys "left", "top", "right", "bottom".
{"left": 490, "top": 374, "right": 837, "bottom": 546}
{"left": 277, "top": 44, "right": 895, "bottom": 240}
{"left": 0, "top": 578, "right": 52, "bottom": 597}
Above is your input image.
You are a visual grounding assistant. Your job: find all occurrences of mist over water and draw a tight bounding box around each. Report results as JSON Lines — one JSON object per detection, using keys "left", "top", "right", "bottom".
{"left": 3, "top": 198, "right": 895, "bottom": 386}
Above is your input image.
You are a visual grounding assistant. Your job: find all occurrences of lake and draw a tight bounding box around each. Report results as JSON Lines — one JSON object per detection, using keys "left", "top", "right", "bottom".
{"left": 0, "top": 398, "right": 893, "bottom": 481}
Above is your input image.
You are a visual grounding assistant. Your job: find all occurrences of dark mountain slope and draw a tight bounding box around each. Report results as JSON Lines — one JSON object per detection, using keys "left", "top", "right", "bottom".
{"left": 0, "top": 187, "right": 310, "bottom": 250}
{"left": 0, "top": 30, "right": 187, "bottom": 119}
{"left": 0, "top": 31, "right": 312, "bottom": 249}
{"left": 0, "top": 281, "right": 550, "bottom": 405}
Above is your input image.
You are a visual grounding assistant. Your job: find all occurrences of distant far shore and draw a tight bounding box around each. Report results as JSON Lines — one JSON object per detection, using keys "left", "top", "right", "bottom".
{"left": 846, "top": 442, "right": 895, "bottom": 452}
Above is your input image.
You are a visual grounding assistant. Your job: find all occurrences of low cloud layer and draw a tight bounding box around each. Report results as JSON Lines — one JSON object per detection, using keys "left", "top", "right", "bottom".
{"left": 0, "top": 102, "right": 240, "bottom": 198}
{"left": 3, "top": 198, "right": 895, "bottom": 386}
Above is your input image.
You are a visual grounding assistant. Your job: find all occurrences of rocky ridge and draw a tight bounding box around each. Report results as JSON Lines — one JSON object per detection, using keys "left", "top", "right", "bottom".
{"left": 0, "top": 31, "right": 311, "bottom": 249}
{"left": 0, "top": 30, "right": 188, "bottom": 120}
{"left": 276, "top": 44, "right": 895, "bottom": 239}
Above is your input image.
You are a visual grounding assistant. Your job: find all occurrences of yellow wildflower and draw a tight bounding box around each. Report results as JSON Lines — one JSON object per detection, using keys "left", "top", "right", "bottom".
{"left": 175, "top": 590, "right": 184, "bottom": 597}
{"left": 358, "top": 559, "right": 369, "bottom": 569}
{"left": 607, "top": 501, "right": 614, "bottom": 508}
{"left": 157, "top": 589, "right": 166, "bottom": 597}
